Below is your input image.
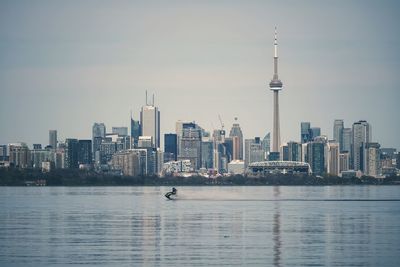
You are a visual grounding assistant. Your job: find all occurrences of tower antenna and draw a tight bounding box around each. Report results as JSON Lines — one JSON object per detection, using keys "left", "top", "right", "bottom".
{"left": 146, "top": 90, "right": 148, "bottom": 105}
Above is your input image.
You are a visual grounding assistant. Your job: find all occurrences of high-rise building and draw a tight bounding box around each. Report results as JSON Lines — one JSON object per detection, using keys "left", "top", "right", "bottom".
{"left": 262, "top": 132, "right": 270, "bottom": 159}
{"left": 229, "top": 118, "right": 243, "bottom": 160}
{"left": 281, "top": 144, "right": 289, "bottom": 161}
{"left": 140, "top": 96, "right": 160, "bottom": 149}
{"left": 352, "top": 120, "right": 371, "bottom": 172}
{"left": 111, "top": 150, "right": 141, "bottom": 176}
{"left": 301, "top": 122, "right": 311, "bottom": 144}
{"left": 307, "top": 138, "right": 326, "bottom": 175}
{"left": 78, "top": 140, "right": 92, "bottom": 165}
{"left": 339, "top": 152, "right": 350, "bottom": 173}
{"left": 9, "top": 143, "right": 30, "bottom": 168}
{"left": 112, "top": 127, "right": 128, "bottom": 136}
{"left": 99, "top": 140, "right": 117, "bottom": 164}
{"left": 212, "top": 128, "right": 229, "bottom": 172}
{"left": 65, "top": 138, "right": 79, "bottom": 169}
{"left": 366, "top": 142, "right": 380, "bottom": 177}
{"left": 30, "top": 147, "right": 52, "bottom": 169}
{"left": 287, "top": 141, "right": 302, "bottom": 162}
{"left": 178, "top": 123, "right": 202, "bottom": 170}
{"left": 333, "top": 120, "right": 344, "bottom": 150}
{"left": 130, "top": 116, "right": 141, "bottom": 148}
{"left": 301, "top": 143, "right": 308, "bottom": 163}
{"left": 269, "top": 27, "right": 283, "bottom": 152}
{"left": 164, "top": 134, "right": 177, "bottom": 161}
{"left": 92, "top": 123, "right": 106, "bottom": 156}
{"left": 201, "top": 140, "right": 214, "bottom": 169}
{"left": 327, "top": 141, "right": 340, "bottom": 176}
{"left": 0, "top": 145, "right": 7, "bottom": 161}
{"left": 49, "top": 130, "right": 57, "bottom": 149}
{"left": 342, "top": 128, "right": 352, "bottom": 153}
{"left": 245, "top": 137, "right": 264, "bottom": 167}
{"left": 310, "top": 127, "right": 321, "bottom": 140}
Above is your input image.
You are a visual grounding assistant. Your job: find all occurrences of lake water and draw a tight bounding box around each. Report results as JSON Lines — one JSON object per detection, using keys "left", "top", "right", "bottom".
{"left": 1, "top": 186, "right": 400, "bottom": 266}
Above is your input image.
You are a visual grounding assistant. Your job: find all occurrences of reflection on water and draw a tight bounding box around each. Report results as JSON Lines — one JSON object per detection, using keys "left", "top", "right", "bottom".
{"left": 273, "top": 186, "right": 281, "bottom": 267}
{"left": 1, "top": 186, "right": 400, "bottom": 266}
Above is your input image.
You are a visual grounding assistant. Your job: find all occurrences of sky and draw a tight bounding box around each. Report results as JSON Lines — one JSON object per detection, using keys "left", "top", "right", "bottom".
{"left": 0, "top": 0, "right": 399, "bottom": 150}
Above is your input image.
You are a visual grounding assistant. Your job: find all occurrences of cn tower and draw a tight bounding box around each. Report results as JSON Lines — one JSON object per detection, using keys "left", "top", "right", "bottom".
{"left": 269, "top": 27, "right": 283, "bottom": 153}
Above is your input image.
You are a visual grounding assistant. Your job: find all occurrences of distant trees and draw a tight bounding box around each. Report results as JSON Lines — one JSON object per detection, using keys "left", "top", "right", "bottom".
{"left": 0, "top": 167, "right": 399, "bottom": 186}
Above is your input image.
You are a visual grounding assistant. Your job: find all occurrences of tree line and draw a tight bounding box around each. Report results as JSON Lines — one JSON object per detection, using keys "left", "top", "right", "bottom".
{"left": 0, "top": 168, "right": 399, "bottom": 186}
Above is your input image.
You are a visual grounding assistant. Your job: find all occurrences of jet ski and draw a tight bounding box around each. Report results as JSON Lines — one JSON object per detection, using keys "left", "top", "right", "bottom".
{"left": 165, "top": 187, "right": 177, "bottom": 200}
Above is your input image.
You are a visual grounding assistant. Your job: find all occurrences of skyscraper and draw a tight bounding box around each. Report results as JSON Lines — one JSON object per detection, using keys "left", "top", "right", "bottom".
{"left": 262, "top": 132, "right": 270, "bottom": 159}
{"left": 352, "top": 120, "right": 371, "bottom": 172}
{"left": 310, "top": 127, "right": 321, "bottom": 140}
{"left": 65, "top": 138, "right": 79, "bottom": 169}
{"left": 130, "top": 116, "right": 141, "bottom": 148}
{"left": 178, "top": 123, "right": 202, "bottom": 170}
{"left": 49, "top": 130, "right": 57, "bottom": 150}
{"left": 112, "top": 127, "right": 128, "bottom": 136}
{"left": 140, "top": 96, "right": 160, "bottom": 149}
{"left": 78, "top": 140, "right": 92, "bottom": 165}
{"left": 365, "top": 142, "right": 380, "bottom": 177}
{"left": 307, "top": 139, "right": 326, "bottom": 175}
{"left": 327, "top": 141, "right": 340, "bottom": 176}
{"left": 164, "top": 133, "right": 177, "bottom": 161}
{"left": 287, "top": 141, "right": 302, "bottom": 162}
{"left": 201, "top": 139, "right": 214, "bottom": 169}
{"left": 342, "top": 128, "right": 352, "bottom": 153}
{"left": 269, "top": 27, "right": 283, "bottom": 153}
{"left": 92, "top": 123, "right": 106, "bottom": 157}
{"left": 333, "top": 119, "right": 344, "bottom": 150}
{"left": 229, "top": 118, "right": 243, "bottom": 160}
{"left": 245, "top": 137, "right": 264, "bottom": 167}
{"left": 301, "top": 122, "right": 311, "bottom": 144}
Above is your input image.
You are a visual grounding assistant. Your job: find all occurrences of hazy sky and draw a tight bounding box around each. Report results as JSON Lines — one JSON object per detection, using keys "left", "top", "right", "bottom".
{"left": 1, "top": 0, "right": 399, "bottom": 149}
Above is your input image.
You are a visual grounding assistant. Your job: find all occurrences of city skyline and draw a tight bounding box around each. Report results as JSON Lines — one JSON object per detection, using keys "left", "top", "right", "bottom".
{"left": 1, "top": 1, "right": 399, "bottom": 150}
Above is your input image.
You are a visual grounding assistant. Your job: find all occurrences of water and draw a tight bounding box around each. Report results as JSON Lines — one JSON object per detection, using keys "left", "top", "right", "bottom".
{"left": 1, "top": 186, "right": 400, "bottom": 266}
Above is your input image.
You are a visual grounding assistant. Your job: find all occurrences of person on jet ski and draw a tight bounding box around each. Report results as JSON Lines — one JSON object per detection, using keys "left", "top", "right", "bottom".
{"left": 165, "top": 187, "right": 177, "bottom": 199}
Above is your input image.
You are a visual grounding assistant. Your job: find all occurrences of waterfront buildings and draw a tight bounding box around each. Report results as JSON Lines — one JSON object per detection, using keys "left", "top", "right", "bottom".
{"left": 327, "top": 141, "right": 340, "bottom": 176}
{"left": 365, "top": 142, "right": 381, "bottom": 177}
{"left": 201, "top": 139, "right": 213, "bottom": 169}
{"left": 352, "top": 120, "right": 371, "bottom": 172}
{"left": 92, "top": 123, "right": 106, "bottom": 157}
{"left": 287, "top": 141, "right": 302, "bottom": 162}
{"left": 229, "top": 118, "right": 244, "bottom": 160}
{"left": 244, "top": 137, "right": 264, "bottom": 168}
{"left": 262, "top": 132, "right": 271, "bottom": 159}
{"left": 178, "top": 122, "right": 202, "bottom": 170}
{"left": 301, "top": 122, "right": 311, "bottom": 144}
{"left": 342, "top": 128, "right": 352, "bottom": 153}
{"left": 140, "top": 96, "right": 160, "bottom": 149}
{"left": 78, "top": 140, "right": 92, "bottom": 166}
{"left": 49, "top": 130, "right": 57, "bottom": 150}
{"left": 307, "top": 137, "right": 326, "bottom": 175}
{"left": 164, "top": 133, "right": 177, "bottom": 162}
{"left": 310, "top": 127, "right": 321, "bottom": 140}
{"left": 333, "top": 119, "right": 344, "bottom": 151}
{"left": 130, "top": 116, "right": 141, "bottom": 148}
{"left": 339, "top": 152, "right": 350, "bottom": 173}
{"left": 112, "top": 127, "right": 128, "bottom": 136}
